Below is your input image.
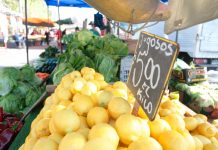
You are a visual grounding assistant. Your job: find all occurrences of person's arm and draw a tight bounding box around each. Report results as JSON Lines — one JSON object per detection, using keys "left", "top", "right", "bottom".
{"left": 95, "top": 27, "right": 101, "bottom": 35}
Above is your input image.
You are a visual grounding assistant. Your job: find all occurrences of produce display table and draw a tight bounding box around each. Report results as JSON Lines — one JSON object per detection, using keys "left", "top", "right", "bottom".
{"left": 9, "top": 85, "right": 56, "bottom": 149}
{"left": 9, "top": 104, "right": 43, "bottom": 150}
{"left": 170, "top": 80, "right": 218, "bottom": 119}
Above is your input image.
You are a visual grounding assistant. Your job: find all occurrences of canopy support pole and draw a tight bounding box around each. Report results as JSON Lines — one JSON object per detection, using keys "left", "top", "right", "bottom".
{"left": 47, "top": 5, "right": 50, "bottom": 30}
{"left": 175, "top": 30, "right": 179, "bottom": 42}
{"left": 57, "top": 0, "right": 63, "bottom": 53}
{"left": 24, "top": 0, "right": 29, "bottom": 65}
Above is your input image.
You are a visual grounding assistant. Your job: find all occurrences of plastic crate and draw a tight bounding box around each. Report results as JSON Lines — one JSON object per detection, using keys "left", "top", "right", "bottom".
{"left": 120, "top": 55, "right": 133, "bottom": 82}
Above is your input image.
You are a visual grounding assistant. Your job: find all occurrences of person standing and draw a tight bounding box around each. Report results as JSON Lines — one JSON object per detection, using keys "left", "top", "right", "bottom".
{"left": 56, "top": 29, "right": 62, "bottom": 47}
{"left": 45, "top": 30, "right": 50, "bottom": 45}
{"left": 89, "top": 21, "right": 101, "bottom": 36}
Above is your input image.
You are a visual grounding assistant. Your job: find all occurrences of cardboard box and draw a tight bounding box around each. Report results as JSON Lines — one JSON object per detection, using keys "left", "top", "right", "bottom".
{"left": 172, "top": 67, "right": 207, "bottom": 83}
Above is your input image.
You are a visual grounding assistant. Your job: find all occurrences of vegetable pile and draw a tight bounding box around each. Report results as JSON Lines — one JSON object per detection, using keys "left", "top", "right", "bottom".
{"left": 0, "top": 66, "right": 44, "bottom": 114}
{"left": 19, "top": 67, "right": 218, "bottom": 150}
{"left": 0, "top": 107, "right": 23, "bottom": 150}
{"left": 35, "top": 46, "right": 59, "bottom": 74}
{"left": 52, "top": 30, "right": 128, "bottom": 84}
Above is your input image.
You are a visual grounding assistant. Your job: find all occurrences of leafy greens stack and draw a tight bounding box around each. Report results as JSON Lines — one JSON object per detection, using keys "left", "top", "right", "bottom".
{"left": 0, "top": 66, "right": 44, "bottom": 114}
{"left": 52, "top": 30, "right": 128, "bottom": 84}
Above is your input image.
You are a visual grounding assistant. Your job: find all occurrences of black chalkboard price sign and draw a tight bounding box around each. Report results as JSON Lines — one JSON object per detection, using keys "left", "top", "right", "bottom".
{"left": 127, "top": 32, "right": 179, "bottom": 121}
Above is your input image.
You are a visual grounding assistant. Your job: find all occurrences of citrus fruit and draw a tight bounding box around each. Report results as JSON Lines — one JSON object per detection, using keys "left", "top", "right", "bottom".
{"left": 87, "top": 107, "right": 109, "bottom": 127}
{"left": 32, "top": 138, "right": 58, "bottom": 150}
{"left": 53, "top": 109, "right": 80, "bottom": 135}
{"left": 115, "top": 114, "right": 142, "bottom": 145}
{"left": 128, "top": 137, "right": 162, "bottom": 150}
{"left": 108, "top": 97, "right": 131, "bottom": 119}
{"left": 88, "top": 123, "right": 119, "bottom": 148}
{"left": 59, "top": 132, "right": 86, "bottom": 150}
{"left": 82, "top": 138, "right": 116, "bottom": 150}
{"left": 148, "top": 119, "right": 171, "bottom": 139}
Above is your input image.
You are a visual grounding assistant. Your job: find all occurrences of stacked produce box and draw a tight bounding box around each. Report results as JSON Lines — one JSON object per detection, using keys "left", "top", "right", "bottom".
{"left": 17, "top": 67, "right": 218, "bottom": 150}
{"left": 171, "top": 59, "right": 218, "bottom": 119}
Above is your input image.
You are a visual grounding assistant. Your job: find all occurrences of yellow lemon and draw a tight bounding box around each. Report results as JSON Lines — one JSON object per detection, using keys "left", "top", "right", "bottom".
{"left": 108, "top": 97, "right": 131, "bottom": 119}
{"left": 32, "top": 138, "right": 58, "bottom": 150}
{"left": 53, "top": 109, "right": 80, "bottom": 135}
{"left": 51, "top": 105, "right": 66, "bottom": 117}
{"left": 76, "top": 128, "right": 90, "bottom": 140}
{"left": 58, "top": 100, "right": 72, "bottom": 107}
{"left": 80, "top": 83, "right": 94, "bottom": 96}
{"left": 82, "top": 138, "right": 116, "bottom": 150}
{"left": 70, "top": 77, "right": 86, "bottom": 93}
{"left": 137, "top": 118, "right": 150, "bottom": 137}
{"left": 148, "top": 118, "right": 171, "bottom": 139}
{"left": 204, "top": 143, "right": 218, "bottom": 150}
{"left": 70, "top": 71, "right": 81, "bottom": 80}
{"left": 23, "top": 137, "right": 37, "bottom": 150}
{"left": 112, "top": 89, "right": 128, "bottom": 100}
{"left": 193, "top": 135, "right": 211, "bottom": 146}
{"left": 59, "top": 132, "right": 86, "bottom": 150}
{"left": 158, "top": 108, "right": 172, "bottom": 117}
{"left": 127, "top": 94, "right": 136, "bottom": 105}
{"left": 81, "top": 67, "right": 95, "bottom": 75}
{"left": 89, "top": 80, "right": 100, "bottom": 91}
{"left": 83, "top": 74, "right": 95, "bottom": 81}
{"left": 49, "top": 118, "right": 59, "bottom": 134}
{"left": 57, "top": 88, "right": 72, "bottom": 101}
{"left": 115, "top": 114, "right": 142, "bottom": 145}
{"left": 193, "top": 136, "right": 203, "bottom": 150}
{"left": 73, "top": 94, "right": 94, "bottom": 116}
{"left": 184, "top": 117, "right": 198, "bottom": 131}
{"left": 95, "top": 90, "right": 113, "bottom": 108}
{"left": 49, "top": 133, "right": 63, "bottom": 144}
{"left": 163, "top": 114, "right": 185, "bottom": 131}
{"left": 94, "top": 72, "right": 104, "bottom": 81}
{"left": 194, "top": 114, "right": 207, "bottom": 122}
{"left": 113, "top": 81, "right": 128, "bottom": 91}
{"left": 137, "top": 106, "right": 149, "bottom": 119}
{"left": 88, "top": 123, "right": 119, "bottom": 148}
{"left": 158, "top": 130, "right": 188, "bottom": 150}
{"left": 87, "top": 107, "right": 109, "bottom": 127}
{"left": 128, "top": 137, "right": 163, "bottom": 150}
{"left": 34, "top": 118, "right": 50, "bottom": 138}
{"left": 178, "top": 130, "right": 196, "bottom": 150}
{"left": 97, "top": 80, "right": 108, "bottom": 90}
{"left": 197, "top": 123, "right": 217, "bottom": 138}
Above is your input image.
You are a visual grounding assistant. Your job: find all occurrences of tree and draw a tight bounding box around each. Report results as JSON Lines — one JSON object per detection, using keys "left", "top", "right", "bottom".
{"left": 2, "top": 0, "right": 19, "bottom": 12}
{"left": 26, "top": 0, "right": 49, "bottom": 19}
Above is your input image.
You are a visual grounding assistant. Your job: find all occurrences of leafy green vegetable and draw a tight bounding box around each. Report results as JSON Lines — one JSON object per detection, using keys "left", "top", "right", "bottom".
{"left": 54, "top": 30, "right": 128, "bottom": 84}
{"left": 77, "top": 30, "right": 94, "bottom": 46}
{"left": 0, "top": 68, "right": 17, "bottom": 96}
{"left": 0, "top": 65, "right": 44, "bottom": 114}
{"left": 20, "top": 65, "right": 41, "bottom": 86}
{"left": 97, "top": 55, "right": 116, "bottom": 82}
{"left": 40, "top": 46, "right": 59, "bottom": 59}
{"left": 0, "top": 94, "right": 23, "bottom": 113}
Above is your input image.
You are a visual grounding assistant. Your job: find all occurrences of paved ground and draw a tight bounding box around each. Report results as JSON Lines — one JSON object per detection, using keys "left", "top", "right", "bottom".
{"left": 0, "top": 46, "right": 47, "bottom": 67}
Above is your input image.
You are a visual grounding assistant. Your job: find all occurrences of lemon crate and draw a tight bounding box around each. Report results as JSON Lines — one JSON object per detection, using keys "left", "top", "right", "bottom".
{"left": 120, "top": 55, "right": 134, "bottom": 82}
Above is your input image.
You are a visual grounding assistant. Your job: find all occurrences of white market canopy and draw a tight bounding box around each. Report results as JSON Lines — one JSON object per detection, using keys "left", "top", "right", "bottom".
{"left": 165, "top": 0, "right": 218, "bottom": 34}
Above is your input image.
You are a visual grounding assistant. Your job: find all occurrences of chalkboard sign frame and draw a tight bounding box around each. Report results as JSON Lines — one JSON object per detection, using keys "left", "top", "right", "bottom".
{"left": 127, "top": 31, "right": 179, "bottom": 120}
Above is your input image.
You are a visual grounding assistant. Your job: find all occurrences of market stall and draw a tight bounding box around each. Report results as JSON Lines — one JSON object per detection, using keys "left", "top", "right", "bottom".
{"left": 1, "top": 0, "right": 218, "bottom": 150}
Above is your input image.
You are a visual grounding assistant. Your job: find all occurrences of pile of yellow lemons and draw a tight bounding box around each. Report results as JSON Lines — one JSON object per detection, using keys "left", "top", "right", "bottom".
{"left": 19, "top": 67, "right": 218, "bottom": 150}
